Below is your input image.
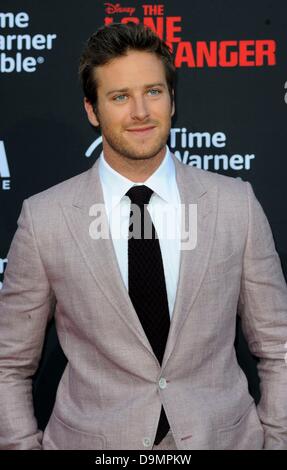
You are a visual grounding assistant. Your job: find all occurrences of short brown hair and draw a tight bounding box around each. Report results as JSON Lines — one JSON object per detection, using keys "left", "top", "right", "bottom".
{"left": 79, "top": 22, "right": 175, "bottom": 110}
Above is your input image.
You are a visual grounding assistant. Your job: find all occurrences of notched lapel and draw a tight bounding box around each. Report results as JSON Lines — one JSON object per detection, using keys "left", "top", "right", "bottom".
{"left": 162, "top": 157, "right": 218, "bottom": 368}
{"left": 60, "top": 159, "right": 155, "bottom": 356}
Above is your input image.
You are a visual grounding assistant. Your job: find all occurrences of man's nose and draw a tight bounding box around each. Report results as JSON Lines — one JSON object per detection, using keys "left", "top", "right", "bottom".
{"left": 130, "top": 96, "right": 150, "bottom": 121}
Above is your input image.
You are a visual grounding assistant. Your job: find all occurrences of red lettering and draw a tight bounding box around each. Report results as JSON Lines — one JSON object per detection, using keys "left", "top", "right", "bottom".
{"left": 255, "top": 40, "right": 276, "bottom": 65}
{"left": 104, "top": 17, "right": 113, "bottom": 25}
{"left": 174, "top": 42, "right": 195, "bottom": 67}
{"left": 239, "top": 40, "right": 255, "bottom": 66}
{"left": 102, "top": 22, "right": 277, "bottom": 69}
{"left": 219, "top": 41, "right": 238, "bottom": 67}
{"left": 121, "top": 17, "right": 139, "bottom": 24}
{"left": 196, "top": 41, "right": 217, "bottom": 67}
{"left": 166, "top": 17, "right": 182, "bottom": 43}
{"left": 144, "top": 17, "right": 164, "bottom": 39}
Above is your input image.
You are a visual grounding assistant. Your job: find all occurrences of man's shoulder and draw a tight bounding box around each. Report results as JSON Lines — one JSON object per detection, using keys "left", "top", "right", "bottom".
{"left": 178, "top": 160, "right": 248, "bottom": 198}
{"left": 26, "top": 166, "right": 92, "bottom": 210}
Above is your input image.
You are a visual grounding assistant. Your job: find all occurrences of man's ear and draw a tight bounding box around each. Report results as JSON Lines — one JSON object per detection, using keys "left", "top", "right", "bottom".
{"left": 171, "top": 90, "right": 175, "bottom": 117}
{"left": 84, "top": 98, "right": 100, "bottom": 127}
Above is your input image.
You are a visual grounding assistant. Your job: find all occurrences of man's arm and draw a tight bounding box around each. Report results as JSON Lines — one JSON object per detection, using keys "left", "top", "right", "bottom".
{"left": 238, "top": 182, "right": 287, "bottom": 450}
{"left": 0, "top": 199, "right": 55, "bottom": 450}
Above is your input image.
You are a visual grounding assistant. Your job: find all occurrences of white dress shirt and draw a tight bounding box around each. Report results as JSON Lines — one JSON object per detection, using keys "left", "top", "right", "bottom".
{"left": 98, "top": 146, "right": 181, "bottom": 318}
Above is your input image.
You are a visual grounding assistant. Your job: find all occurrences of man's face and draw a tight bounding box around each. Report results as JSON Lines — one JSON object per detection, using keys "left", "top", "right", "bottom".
{"left": 84, "top": 50, "right": 175, "bottom": 162}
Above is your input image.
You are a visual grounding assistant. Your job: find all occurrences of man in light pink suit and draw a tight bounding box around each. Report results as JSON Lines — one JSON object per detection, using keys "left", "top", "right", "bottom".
{"left": 0, "top": 23, "right": 287, "bottom": 450}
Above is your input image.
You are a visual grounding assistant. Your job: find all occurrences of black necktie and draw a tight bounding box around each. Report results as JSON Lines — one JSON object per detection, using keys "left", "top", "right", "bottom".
{"left": 126, "top": 185, "right": 170, "bottom": 445}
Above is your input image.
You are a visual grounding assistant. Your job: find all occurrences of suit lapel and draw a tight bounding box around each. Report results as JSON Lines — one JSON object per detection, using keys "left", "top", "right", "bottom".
{"left": 162, "top": 155, "right": 218, "bottom": 368}
{"left": 60, "top": 158, "right": 155, "bottom": 355}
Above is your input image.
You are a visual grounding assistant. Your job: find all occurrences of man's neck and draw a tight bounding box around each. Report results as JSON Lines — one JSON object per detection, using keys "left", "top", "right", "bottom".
{"left": 102, "top": 147, "right": 166, "bottom": 183}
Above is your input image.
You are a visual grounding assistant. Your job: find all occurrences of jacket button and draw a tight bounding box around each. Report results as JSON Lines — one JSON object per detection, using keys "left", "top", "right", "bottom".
{"left": 159, "top": 377, "right": 167, "bottom": 389}
{"left": 143, "top": 437, "right": 152, "bottom": 447}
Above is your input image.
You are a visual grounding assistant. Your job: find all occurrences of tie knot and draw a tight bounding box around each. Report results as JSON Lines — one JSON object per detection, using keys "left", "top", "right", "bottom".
{"left": 126, "top": 185, "right": 154, "bottom": 206}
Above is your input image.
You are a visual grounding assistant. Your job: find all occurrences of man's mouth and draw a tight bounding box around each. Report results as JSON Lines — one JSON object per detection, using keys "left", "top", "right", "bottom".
{"left": 126, "top": 126, "right": 156, "bottom": 135}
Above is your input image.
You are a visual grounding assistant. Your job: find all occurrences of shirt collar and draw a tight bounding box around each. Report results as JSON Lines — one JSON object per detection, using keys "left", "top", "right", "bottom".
{"left": 98, "top": 146, "right": 176, "bottom": 215}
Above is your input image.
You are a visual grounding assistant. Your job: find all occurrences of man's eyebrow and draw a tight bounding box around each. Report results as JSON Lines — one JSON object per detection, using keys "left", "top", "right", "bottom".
{"left": 106, "top": 83, "right": 166, "bottom": 96}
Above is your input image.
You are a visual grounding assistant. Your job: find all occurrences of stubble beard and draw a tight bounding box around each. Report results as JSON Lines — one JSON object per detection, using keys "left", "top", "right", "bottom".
{"left": 98, "top": 116, "right": 171, "bottom": 162}
{"left": 104, "top": 132, "right": 168, "bottom": 161}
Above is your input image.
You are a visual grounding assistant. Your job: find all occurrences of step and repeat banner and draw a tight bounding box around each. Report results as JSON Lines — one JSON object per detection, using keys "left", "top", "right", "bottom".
{"left": 0, "top": 0, "right": 287, "bottom": 428}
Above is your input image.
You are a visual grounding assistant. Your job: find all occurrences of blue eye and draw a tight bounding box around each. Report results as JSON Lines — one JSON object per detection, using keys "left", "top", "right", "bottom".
{"left": 148, "top": 89, "right": 161, "bottom": 96}
{"left": 114, "top": 95, "right": 127, "bottom": 102}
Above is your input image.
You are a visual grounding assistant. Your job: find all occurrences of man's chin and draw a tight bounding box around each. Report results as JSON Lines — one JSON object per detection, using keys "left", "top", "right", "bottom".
{"left": 121, "top": 144, "right": 166, "bottom": 161}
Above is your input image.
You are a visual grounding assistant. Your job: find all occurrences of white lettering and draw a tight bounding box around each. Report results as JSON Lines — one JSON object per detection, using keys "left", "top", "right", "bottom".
{"left": 170, "top": 128, "right": 227, "bottom": 149}
{"left": 212, "top": 131, "right": 226, "bottom": 147}
{"left": 0, "top": 12, "right": 56, "bottom": 73}
{"left": 0, "top": 141, "right": 10, "bottom": 178}
{"left": 0, "top": 33, "right": 57, "bottom": 51}
{"left": 0, "top": 12, "right": 29, "bottom": 28}
{"left": 0, "top": 258, "right": 8, "bottom": 274}
{"left": 188, "top": 132, "right": 211, "bottom": 148}
{"left": 0, "top": 53, "right": 37, "bottom": 72}
{"left": 2, "top": 179, "right": 10, "bottom": 190}
{"left": 174, "top": 150, "right": 255, "bottom": 171}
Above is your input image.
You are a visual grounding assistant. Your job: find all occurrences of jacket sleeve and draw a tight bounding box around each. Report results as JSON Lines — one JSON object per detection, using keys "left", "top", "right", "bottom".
{"left": 0, "top": 198, "right": 55, "bottom": 449}
{"left": 238, "top": 182, "right": 287, "bottom": 450}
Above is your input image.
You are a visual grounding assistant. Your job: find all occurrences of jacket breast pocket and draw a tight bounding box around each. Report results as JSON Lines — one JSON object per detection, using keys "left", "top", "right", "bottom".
{"left": 216, "top": 401, "right": 264, "bottom": 450}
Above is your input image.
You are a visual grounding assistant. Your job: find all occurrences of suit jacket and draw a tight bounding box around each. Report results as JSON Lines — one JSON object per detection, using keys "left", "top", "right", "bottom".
{"left": 0, "top": 154, "right": 287, "bottom": 450}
